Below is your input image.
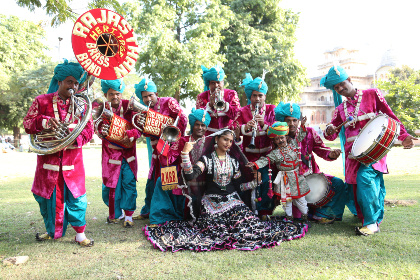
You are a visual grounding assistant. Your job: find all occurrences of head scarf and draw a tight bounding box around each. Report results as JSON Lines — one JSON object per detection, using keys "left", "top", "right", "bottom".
{"left": 101, "top": 79, "right": 126, "bottom": 94}
{"left": 320, "top": 65, "right": 349, "bottom": 175}
{"left": 201, "top": 65, "right": 225, "bottom": 91}
{"left": 275, "top": 102, "right": 301, "bottom": 122}
{"left": 241, "top": 73, "right": 268, "bottom": 105}
{"left": 47, "top": 59, "right": 87, "bottom": 94}
{"left": 188, "top": 108, "right": 211, "bottom": 131}
{"left": 267, "top": 122, "right": 289, "bottom": 138}
{"left": 134, "top": 78, "right": 157, "bottom": 104}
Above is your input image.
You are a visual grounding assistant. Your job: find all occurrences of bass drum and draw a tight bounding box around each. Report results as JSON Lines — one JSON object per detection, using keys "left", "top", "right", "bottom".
{"left": 304, "top": 173, "right": 335, "bottom": 208}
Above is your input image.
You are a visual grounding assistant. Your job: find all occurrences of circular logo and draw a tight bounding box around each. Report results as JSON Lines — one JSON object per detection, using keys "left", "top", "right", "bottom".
{"left": 71, "top": 9, "right": 139, "bottom": 80}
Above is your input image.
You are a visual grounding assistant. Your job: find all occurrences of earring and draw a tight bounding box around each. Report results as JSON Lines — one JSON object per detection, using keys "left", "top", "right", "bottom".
{"left": 214, "top": 143, "right": 218, "bottom": 148}
{"left": 227, "top": 148, "right": 230, "bottom": 153}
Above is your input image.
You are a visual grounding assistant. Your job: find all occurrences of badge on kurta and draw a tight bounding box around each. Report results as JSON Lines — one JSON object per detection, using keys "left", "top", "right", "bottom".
{"left": 161, "top": 166, "right": 179, "bottom": 191}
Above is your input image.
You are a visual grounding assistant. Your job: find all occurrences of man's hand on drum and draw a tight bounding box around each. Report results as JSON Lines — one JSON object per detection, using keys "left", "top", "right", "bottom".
{"left": 325, "top": 125, "right": 338, "bottom": 136}
{"left": 402, "top": 135, "right": 418, "bottom": 149}
{"left": 328, "top": 149, "right": 341, "bottom": 160}
{"left": 182, "top": 142, "right": 195, "bottom": 154}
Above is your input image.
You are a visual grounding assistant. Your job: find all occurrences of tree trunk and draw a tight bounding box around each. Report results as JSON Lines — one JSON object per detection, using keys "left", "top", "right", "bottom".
{"left": 13, "top": 126, "right": 21, "bottom": 148}
{"left": 240, "top": 91, "right": 247, "bottom": 107}
{"left": 174, "top": 87, "right": 180, "bottom": 102}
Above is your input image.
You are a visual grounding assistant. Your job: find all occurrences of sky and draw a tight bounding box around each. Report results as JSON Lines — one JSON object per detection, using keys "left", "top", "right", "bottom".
{"left": 4, "top": 0, "right": 420, "bottom": 79}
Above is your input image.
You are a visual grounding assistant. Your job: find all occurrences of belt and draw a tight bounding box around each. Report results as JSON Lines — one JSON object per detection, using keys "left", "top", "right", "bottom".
{"left": 43, "top": 163, "right": 74, "bottom": 171}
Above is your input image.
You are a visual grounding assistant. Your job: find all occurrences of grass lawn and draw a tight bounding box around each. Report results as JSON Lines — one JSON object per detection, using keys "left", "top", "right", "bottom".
{"left": 0, "top": 145, "right": 419, "bottom": 279}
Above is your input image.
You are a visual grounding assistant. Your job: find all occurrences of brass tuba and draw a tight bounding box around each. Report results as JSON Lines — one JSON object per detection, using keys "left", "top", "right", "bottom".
{"left": 29, "top": 76, "right": 94, "bottom": 154}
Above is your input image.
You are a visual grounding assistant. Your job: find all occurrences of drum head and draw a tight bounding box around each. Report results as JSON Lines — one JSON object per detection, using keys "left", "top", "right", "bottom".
{"left": 352, "top": 115, "right": 387, "bottom": 157}
{"left": 304, "top": 174, "right": 329, "bottom": 204}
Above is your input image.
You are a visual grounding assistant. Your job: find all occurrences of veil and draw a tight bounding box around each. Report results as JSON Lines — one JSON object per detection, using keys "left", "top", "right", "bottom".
{"left": 181, "top": 129, "right": 255, "bottom": 220}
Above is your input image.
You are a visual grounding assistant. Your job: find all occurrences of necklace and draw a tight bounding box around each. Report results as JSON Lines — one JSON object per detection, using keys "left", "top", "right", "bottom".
{"left": 344, "top": 89, "right": 363, "bottom": 128}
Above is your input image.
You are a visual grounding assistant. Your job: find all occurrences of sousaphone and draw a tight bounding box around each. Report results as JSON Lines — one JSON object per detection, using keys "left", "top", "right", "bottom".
{"left": 29, "top": 8, "right": 139, "bottom": 154}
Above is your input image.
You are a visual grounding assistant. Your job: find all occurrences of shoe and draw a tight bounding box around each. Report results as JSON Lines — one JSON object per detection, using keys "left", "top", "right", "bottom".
{"left": 261, "top": 215, "right": 271, "bottom": 221}
{"left": 133, "top": 214, "right": 149, "bottom": 220}
{"left": 36, "top": 233, "right": 52, "bottom": 241}
{"left": 75, "top": 238, "right": 94, "bottom": 247}
{"left": 316, "top": 218, "right": 335, "bottom": 225}
{"left": 123, "top": 221, "right": 134, "bottom": 228}
{"left": 107, "top": 217, "right": 119, "bottom": 224}
{"left": 355, "top": 226, "right": 380, "bottom": 236}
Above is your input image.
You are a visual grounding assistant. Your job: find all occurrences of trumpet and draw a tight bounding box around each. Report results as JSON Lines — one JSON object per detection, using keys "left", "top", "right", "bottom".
{"left": 161, "top": 115, "right": 181, "bottom": 143}
{"left": 247, "top": 103, "right": 260, "bottom": 149}
{"left": 214, "top": 88, "right": 226, "bottom": 112}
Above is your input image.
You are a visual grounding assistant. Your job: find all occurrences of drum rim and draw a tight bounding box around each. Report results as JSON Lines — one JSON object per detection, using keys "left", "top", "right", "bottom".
{"left": 351, "top": 115, "right": 400, "bottom": 164}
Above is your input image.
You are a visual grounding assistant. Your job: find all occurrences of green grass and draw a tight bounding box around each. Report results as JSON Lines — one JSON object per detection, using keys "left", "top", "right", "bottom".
{"left": 0, "top": 147, "right": 419, "bottom": 279}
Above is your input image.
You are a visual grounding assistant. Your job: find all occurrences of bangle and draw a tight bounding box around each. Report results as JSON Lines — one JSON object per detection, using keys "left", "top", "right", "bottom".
{"left": 181, "top": 151, "right": 189, "bottom": 155}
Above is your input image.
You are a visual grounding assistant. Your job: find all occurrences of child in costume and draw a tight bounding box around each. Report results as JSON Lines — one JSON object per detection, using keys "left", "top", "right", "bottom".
{"left": 248, "top": 120, "right": 310, "bottom": 222}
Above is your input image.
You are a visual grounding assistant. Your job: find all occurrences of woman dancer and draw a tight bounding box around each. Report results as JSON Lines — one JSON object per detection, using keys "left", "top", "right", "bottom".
{"left": 143, "top": 129, "right": 308, "bottom": 252}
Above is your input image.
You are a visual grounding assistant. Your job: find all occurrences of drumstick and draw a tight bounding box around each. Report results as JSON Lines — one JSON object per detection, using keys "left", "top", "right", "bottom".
{"left": 336, "top": 116, "right": 354, "bottom": 130}
{"left": 318, "top": 147, "right": 341, "bottom": 152}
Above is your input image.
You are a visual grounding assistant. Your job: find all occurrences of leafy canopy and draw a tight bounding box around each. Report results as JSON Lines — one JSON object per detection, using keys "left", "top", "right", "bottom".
{"left": 15, "top": 0, "right": 123, "bottom": 26}
{"left": 377, "top": 66, "right": 420, "bottom": 135}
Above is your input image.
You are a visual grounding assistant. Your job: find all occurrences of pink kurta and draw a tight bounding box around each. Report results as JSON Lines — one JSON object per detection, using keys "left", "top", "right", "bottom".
{"left": 101, "top": 99, "right": 142, "bottom": 189}
{"left": 23, "top": 91, "right": 94, "bottom": 199}
{"left": 324, "top": 88, "right": 409, "bottom": 184}
{"left": 232, "top": 104, "right": 276, "bottom": 162}
{"left": 147, "top": 97, "right": 187, "bottom": 180}
{"left": 196, "top": 89, "right": 241, "bottom": 135}
{"left": 298, "top": 127, "right": 334, "bottom": 177}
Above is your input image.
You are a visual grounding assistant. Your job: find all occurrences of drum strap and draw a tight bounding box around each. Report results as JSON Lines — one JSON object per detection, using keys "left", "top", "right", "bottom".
{"left": 344, "top": 90, "right": 363, "bottom": 127}
{"left": 344, "top": 112, "right": 375, "bottom": 128}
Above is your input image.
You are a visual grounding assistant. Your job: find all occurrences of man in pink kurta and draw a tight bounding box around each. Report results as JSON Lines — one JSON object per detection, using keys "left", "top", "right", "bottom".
{"left": 98, "top": 79, "right": 142, "bottom": 228}
{"left": 321, "top": 65, "right": 417, "bottom": 236}
{"left": 231, "top": 73, "right": 276, "bottom": 216}
{"left": 23, "top": 60, "right": 94, "bottom": 246}
{"left": 196, "top": 65, "right": 241, "bottom": 135}
{"left": 132, "top": 78, "right": 188, "bottom": 222}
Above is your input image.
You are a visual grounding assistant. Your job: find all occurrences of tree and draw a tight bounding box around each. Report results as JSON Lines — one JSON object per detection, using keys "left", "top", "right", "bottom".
{"left": 0, "top": 15, "right": 50, "bottom": 147}
{"left": 377, "top": 66, "right": 420, "bottom": 135}
{"left": 15, "top": 0, "right": 123, "bottom": 26}
{"left": 125, "top": 0, "right": 232, "bottom": 106}
{"left": 0, "top": 62, "right": 56, "bottom": 147}
{"left": 220, "top": 0, "right": 308, "bottom": 106}
{"left": 0, "top": 15, "right": 49, "bottom": 92}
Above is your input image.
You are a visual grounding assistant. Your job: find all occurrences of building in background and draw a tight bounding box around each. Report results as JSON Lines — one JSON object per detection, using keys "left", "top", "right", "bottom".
{"left": 299, "top": 47, "right": 398, "bottom": 130}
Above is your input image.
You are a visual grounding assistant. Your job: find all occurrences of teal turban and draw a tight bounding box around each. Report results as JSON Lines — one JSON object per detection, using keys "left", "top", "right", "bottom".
{"left": 47, "top": 59, "right": 87, "bottom": 94}
{"left": 188, "top": 108, "right": 211, "bottom": 131}
{"left": 101, "top": 79, "right": 126, "bottom": 94}
{"left": 241, "top": 73, "right": 268, "bottom": 105}
{"left": 275, "top": 102, "right": 301, "bottom": 122}
{"left": 134, "top": 78, "right": 157, "bottom": 104}
{"left": 320, "top": 65, "right": 349, "bottom": 175}
{"left": 201, "top": 65, "right": 225, "bottom": 91}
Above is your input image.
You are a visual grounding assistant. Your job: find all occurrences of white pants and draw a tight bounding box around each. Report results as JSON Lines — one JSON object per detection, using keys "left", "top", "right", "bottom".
{"left": 283, "top": 197, "right": 308, "bottom": 216}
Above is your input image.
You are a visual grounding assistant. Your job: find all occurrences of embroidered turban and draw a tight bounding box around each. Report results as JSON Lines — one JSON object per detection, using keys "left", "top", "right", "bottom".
{"left": 241, "top": 73, "right": 268, "bottom": 105}
{"left": 275, "top": 102, "right": 301, "bottom": 122}
{"left": 134, "top": 78, "right": 157, "bottom": 103}
{"left": 201, "top": 65, "right": 225, "bottom": 91}
{"left": 188, "top": 108, "right": 211, "bottom": 130}
{"left": 267, "top": 122, "right": 289, "bottom": 138}
{"left": 101, "top": 79, "right": 126, "bottom": 94}
{"left": 47, "top": 59, "right": 87, "bottom": 94}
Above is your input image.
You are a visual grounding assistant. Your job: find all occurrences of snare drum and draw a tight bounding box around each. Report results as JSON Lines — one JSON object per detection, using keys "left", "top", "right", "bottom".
{"left": 351, "top": 114, "right": 400, "bottom": 166}
{"left": 304, "top": 173, "right": 335, "bottom": 208}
